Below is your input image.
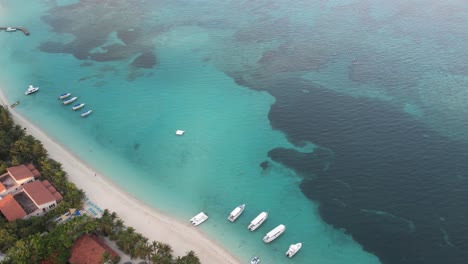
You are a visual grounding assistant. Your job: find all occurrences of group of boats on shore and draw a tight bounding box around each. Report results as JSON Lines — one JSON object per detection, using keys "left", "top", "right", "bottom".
{"left": 23, "top": 85, "right": 92, "bottom": 117}
{"left": 189, "top": 204, "right": 302, "bottom": 263}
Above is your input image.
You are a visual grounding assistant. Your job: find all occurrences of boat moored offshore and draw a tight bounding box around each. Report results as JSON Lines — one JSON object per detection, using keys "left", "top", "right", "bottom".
{"left": 286, "top": 243, "right": 302, "bottom": 258}
{"left": 248, "top": 212, "right": 268, "bottom": 231}
{"left": 263, "top": 224, "right": 286, "bottom": 243}
{"left": 190, "top": 212, "right": 208, "bottom": 226}
{"left": 227, "top": 204, "right": 245, "bottom": 222}
{"left": 80, "top": 110, "right": 93, "bottom": 117}
{"left": 250, "top": 256, "right": 261, "bottom": 264}
{"left": 72, "top": 103, "right": 85, "bottom": 111}
{"left": 59, "top": 93, "right": 71, "bottom": 100}
{"left": 25, "top": 85, "right": 39, "bottom": 95}
{"left": 63, "top": 96, "right": 78, "bottom": 105}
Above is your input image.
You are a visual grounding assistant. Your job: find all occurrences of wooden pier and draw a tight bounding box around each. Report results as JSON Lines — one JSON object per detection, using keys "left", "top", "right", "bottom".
{"left": 0, "top": 27, "right": 30, "bottom": 35}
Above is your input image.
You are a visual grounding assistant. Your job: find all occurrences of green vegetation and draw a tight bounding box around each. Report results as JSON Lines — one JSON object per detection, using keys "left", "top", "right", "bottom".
{"left": 0, "top": 107, "right": 201, "bottom": 263}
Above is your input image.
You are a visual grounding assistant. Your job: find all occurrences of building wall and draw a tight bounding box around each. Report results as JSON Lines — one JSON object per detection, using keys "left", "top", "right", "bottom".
{"left": 25, "top": 200, "right": 57, "bottom": 218}
{"left": 14, "top": 176, "right": 35, "bottom": 186}
{"left": 0, "top": 185, "right": 25, "bottom": 198}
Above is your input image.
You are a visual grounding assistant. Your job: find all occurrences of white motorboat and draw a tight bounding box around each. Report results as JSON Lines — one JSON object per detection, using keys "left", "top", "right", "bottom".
{"left": 59, "top": 93, "right": 71, "bottom": 100}
{"left": 176, "top": 130, "right": 185, "bottom": 136}
{"left": 227, "top": 204, "right": 245, "bottom": 222}
{"left": 263, "top": 224, "right": 286, "bottom": 243}
{"left": 6, "top": 27, "right": 17, "bottom": 32}
{"left": 250, "top": 256, "right": 261, "bottom": 264}
{"left": 25, "top": 85, "right": 39, "bottom": 95}
{"left": 248, "top": 212, "right": 268, "bottom": 231}
{"left": 81, "top": 110, "right": 93, "bottom": 117}
{"left": 190, "top": 212, "right": 208, "bottom": 226}
{"left": 286, "top": 243, "right": 302, "bottom": 258}
{"left": 72, "top": 103, "right": 85, "bottom": 111}
{"left": 63, "top": 96, "right": 78, "bottom": 105}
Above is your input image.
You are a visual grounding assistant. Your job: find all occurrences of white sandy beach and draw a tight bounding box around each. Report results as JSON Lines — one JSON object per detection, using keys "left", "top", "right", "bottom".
{"left": 0, "top": 91, "right": 240, "bottom": 264}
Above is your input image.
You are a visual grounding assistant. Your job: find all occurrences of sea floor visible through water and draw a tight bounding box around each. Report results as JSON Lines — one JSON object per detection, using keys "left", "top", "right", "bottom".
{"left": 0, "top": 1, "right": 383, "bottom": 263}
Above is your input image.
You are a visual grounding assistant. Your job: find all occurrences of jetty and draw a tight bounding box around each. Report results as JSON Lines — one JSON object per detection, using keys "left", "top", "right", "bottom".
{"left": 0, "top": 27, "right": 30, "bottom": 35}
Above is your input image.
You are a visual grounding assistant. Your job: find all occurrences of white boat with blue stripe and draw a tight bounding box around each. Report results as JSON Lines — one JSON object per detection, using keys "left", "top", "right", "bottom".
{"left": 58, "top": 93, "right": 71, "bottom": 100}
{"left": 63, "top": 96, "right": 78, "bottom": 105}
{"left": 72, "top": 103, "right": 85, "bottom": 111}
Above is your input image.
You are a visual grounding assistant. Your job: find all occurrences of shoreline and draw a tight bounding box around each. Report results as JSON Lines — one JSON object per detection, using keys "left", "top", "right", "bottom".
{"left": 0, "top": 90, "right": 241, "bottom": 264}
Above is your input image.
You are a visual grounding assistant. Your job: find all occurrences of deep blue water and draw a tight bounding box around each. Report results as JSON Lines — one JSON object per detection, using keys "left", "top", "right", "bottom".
{"left": 2, "top": 0, "right": 468, "bottom": 263}
{"left": 264, "top": 81, "right": 468, "bottom": 263}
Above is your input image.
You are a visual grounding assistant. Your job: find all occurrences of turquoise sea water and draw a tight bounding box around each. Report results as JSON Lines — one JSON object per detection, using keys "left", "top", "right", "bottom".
{"left": 0, "top": 1, "right": 381, "bottom": 263}
{"left": 2, "top": 0, "right": 468, "bottom": 263}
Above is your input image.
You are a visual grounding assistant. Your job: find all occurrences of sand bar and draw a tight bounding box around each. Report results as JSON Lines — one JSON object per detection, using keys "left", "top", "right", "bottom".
{"left": 0, "top": 90, "right": 240, "bottom": 264}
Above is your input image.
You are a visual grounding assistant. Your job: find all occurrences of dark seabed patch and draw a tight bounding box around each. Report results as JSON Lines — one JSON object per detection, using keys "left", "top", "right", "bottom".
{"left": 80, "top": 62, "right": 93, "bottom": 67}
{"left": 40, "top": 0, "right": 162, "bottom": 72}
{"left": 260, "top": 80, "right": 468, "bottom": 264}
{"left": 259, "top": 160, "right": 269, "bottom": 170}
{"left": 93, "top": 81, "right": 106, "bottom": 87}
{"left": 131, "top": 52, "right": 157, "bottom": 69}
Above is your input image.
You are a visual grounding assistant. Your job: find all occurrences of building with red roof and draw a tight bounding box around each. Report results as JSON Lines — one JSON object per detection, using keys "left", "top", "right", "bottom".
{"left": 0, "top": 180, "right": 63, "bottom": 221}
{"left": 0, "top": 194, "right": 27, "bottom": 221}
{"left": 0, "top": 164, "right": 41, "bottom": 198}
{"left": 68, "top": 234, "right": 119, "bottom": 264}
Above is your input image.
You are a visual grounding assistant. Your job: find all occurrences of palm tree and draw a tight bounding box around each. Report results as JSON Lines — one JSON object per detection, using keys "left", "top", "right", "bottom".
{"left": 157, "top": 242, "right": 173, "bottom": 258}
{"left": 139, "top": 242, "right": 154, "bottom": 262}
{"left": 174, "top": 250, "right": 200, "bottom": 264}
{"left": 97, "top": 212, "right": 115, "bottom": 236}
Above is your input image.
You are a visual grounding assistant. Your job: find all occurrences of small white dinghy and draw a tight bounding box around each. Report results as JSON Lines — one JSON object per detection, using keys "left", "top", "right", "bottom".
{"left": 190, "top": 212, "right": 208, "bottom": 226}
{"left": 176, "top": 130, "right": 185, "bottom": 136}
{"left": 81, "top": 110, "right": 92, "bottom": 117}
{"left": 250, "top": 256, "right": 261, "bottom": 264}
{"left": 286, "top": 242, "right": 302, "bottom": 258}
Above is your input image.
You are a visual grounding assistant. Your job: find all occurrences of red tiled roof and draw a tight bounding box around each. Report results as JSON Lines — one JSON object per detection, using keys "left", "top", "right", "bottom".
{"left": 42, "top": 180, "right": 51, "bottom": 187}
{"left": 69, "top": 234, "right": 119, "bottom": 264}
{"left": 22, "top": 181, "right": 56, "bottom": 206}
{"left": 0, "top": 182, "right": 5, "bottom": 193}
{"left": 53, "top": 192, "right": 63, "bottom": 202}
{"left": 26, "top": 163, "right": 35, "bottom": 170}
{"left": 47, "top": 185, "right": 56, "bottom": 193}
{"left": 31, "top": 169, "right": 41, "bottom": 178}
{"left": 0, "top": 194, "right": 27, "bottom": 221}
{"left": 7, "top": 164, "right": 35, "bottom": 181}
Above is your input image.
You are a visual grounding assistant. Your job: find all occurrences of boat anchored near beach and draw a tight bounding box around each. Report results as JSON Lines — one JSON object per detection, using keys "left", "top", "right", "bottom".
{"left": 248, "top": 212, "right": 268, "bottom": 231}
{"left": 10, "top": 101, "right": 20, "bottom": 108}
{"left": 263, "top": 224, "right": 286, "bottom": 243}
{"left": 286, "top": 243, "right": 302, "bottom": 258}
{"left": 250, "top": 256, "right": 261, "bottom": 264}
{"left": 190, "top": 212, "right": 208, "bottom": 226}
{"left": 63, "top": 96, "right": 78, "bottom": 105}
{"left": 228, "top": 204, "right": 245, "bottom": 222}
{"left": 72, "top": 103, "right": 85, "bottom": 111}
{"left": 81, "top": 110, "right": 93, "bottom": 117}
{"left": 25, "top": 85, "right": 39, "bottom": 95}
{"left": 59, "top": 93, "right": 71, "bottom": 100}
